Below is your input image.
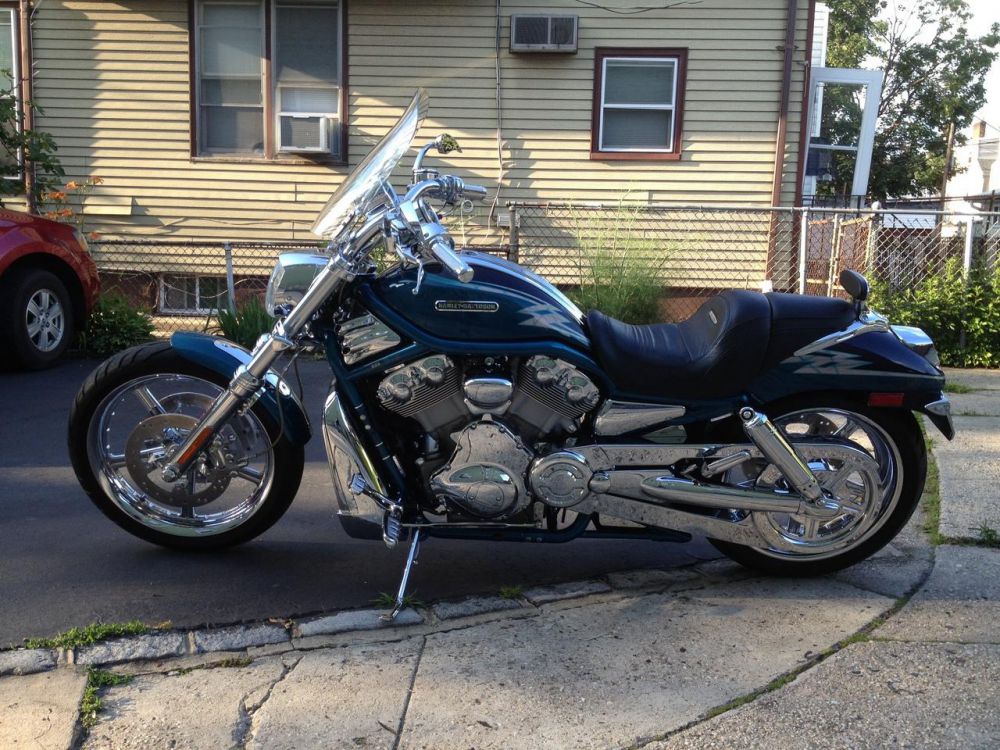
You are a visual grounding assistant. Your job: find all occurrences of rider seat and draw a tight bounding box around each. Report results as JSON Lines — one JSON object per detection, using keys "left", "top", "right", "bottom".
{"left": 586, "top": 290, "right": 856, "bottom": 399}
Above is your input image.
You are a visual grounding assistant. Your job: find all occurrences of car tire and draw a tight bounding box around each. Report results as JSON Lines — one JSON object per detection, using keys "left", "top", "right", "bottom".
{"left": 0, "top": 268, "right": 76, "bottom": 370}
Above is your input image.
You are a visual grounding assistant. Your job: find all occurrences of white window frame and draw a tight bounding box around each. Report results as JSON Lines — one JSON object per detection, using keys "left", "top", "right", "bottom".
{"left": 1, "top": 6, "right": 22, "bottom": 178}
{"left": 598, "top": 55, "right": 678, "bottom": 153}
{"left": 271, "top": 0, "right": 343, "bottom": 156}
{"left": 159, "top": 274, "right": 231, "bottom": 315}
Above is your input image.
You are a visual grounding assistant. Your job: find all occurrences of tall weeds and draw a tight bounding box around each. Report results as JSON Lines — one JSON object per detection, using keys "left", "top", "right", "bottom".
{"left": 565, "top": 200, "right": 670, "bottom": 324}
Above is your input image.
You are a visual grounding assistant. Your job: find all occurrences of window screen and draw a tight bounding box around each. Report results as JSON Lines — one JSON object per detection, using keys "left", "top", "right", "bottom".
{"left": 599, "top": 56, "right": 679, "bottom": 152}
{"left": 197, "top": 2, "right": 264, "bottom": 154}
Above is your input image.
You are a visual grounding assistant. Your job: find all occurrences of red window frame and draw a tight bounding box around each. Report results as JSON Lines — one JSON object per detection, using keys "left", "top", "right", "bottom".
{"left": 590, "top": 47, "right": 688, "bottom": 161}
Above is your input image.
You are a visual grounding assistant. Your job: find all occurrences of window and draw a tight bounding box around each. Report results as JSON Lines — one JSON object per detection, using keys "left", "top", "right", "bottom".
{"left": 193, "top": 0, "right": 345, "bottom": 160}
{"left": 591, "top": 48, "right": 687, "bottom": 160}
{"left": 160, "top": 274, "right": 231, "bottom": 314}
{"left": 0, "top": 5, "right": 21, "bottom": 175}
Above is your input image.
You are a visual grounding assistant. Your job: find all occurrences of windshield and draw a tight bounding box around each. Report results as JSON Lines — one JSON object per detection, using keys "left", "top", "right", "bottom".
{"left": 310, "top": 90, "right": 427, "bottom": 239}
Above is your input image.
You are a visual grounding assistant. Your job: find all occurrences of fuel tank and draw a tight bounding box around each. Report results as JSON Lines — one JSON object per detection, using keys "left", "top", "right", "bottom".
{"left": 366, "top": 251, "right": 590, "bottom": 349}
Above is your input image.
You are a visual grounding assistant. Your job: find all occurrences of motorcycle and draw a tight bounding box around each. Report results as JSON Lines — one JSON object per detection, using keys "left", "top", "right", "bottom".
{"left": 69, "top": 92, "right": 954, "bottom": 619}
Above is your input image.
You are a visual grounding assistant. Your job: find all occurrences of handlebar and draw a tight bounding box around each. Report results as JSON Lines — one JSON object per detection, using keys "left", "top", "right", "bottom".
{"left": 429, "top": 236, "right": 474, "bottom": 283}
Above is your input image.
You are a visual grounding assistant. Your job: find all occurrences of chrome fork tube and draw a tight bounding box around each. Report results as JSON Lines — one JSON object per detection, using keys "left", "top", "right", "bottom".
{"left": 160, "top": 252, "right": 357, "bottom": 482}
{"left": 739, "top": 407, "right": 824, "bottom": 503}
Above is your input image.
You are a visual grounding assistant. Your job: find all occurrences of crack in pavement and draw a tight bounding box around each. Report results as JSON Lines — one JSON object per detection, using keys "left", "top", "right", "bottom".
{"left": 232, "top": 656, "right": 302, "bottom": 749}
{"left": 391, "top": 635, "right": 426, "bottom": 750}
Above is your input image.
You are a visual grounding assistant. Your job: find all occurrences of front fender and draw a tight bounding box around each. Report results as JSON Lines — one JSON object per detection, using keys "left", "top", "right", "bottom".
{"left": 170, "top": 331, "right": 312, "bottom": 446}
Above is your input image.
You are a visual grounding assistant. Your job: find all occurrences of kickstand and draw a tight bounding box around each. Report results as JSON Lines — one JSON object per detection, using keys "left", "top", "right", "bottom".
{"left": 381, "top": 528, "right": 425, "bottom": 622}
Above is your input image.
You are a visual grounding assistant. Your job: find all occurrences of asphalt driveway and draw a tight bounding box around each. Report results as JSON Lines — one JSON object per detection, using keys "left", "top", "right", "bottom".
{"left": 0, "top": 355, "right": 713, "bottom": 647}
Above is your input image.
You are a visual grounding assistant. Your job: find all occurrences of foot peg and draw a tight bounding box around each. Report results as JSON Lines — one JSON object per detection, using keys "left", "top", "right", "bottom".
{"left": 350, "top": 473, "right": 404, "bottom": 548}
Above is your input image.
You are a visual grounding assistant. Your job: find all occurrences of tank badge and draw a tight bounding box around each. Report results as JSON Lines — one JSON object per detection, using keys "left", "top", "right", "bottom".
{"left": 434, "top": 300, "right": 499, "bottom": 313}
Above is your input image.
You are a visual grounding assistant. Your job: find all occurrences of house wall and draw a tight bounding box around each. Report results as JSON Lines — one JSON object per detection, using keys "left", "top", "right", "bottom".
{"left": 28, "top": 0, "right": 811, "bottom": 242}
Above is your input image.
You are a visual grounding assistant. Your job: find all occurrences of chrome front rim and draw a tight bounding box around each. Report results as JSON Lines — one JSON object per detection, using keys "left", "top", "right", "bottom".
{"left": 736, "top": 408, "right": 902, "bottom": 560}
{"left": 87, "top": 374, "right": 275, "bottom": 537}
{"left": 26, "top": 288, "right": 65, "bottom": 352}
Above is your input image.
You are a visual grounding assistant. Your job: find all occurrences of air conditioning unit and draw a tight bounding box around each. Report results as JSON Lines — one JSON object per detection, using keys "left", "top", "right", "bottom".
{"left": 510, "top": 14, "right": 578, "bottom": 53}
{"left": 279, "top": 114, "right": 335, "bottom": 154}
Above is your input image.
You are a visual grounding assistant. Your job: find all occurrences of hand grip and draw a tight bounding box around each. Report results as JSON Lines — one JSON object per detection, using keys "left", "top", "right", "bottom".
{"left": 462, "top": 184, "right": 489, "bottom": 202}
{"left": 430, "top": 238, "right": 474, "bottom": 283}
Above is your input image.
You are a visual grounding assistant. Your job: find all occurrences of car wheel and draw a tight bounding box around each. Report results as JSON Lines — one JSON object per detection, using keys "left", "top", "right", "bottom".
{"left": 0, "top": 268, "right": 76, "bottom": 369}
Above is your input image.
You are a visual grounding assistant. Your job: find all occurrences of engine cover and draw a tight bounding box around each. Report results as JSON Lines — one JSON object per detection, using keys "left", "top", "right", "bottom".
{"left": 429, "top": 419, "right": 533, "bottom": 519}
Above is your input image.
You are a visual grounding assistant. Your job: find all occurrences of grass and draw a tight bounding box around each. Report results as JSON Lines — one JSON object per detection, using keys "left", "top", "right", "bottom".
{"left": 24, "top": 621, "right": 150, "bottom": 650}
{"left": 498, "top": 585, "right": 524, "bottom": 600}
{"left": 976, "top": 524, "right": 1000, "bottom": 546}
{"left": 943, "top": 382, "right": 975, "bottom": 394}
{"left": 921, "top": 447, "right": 944, "bottom": 545}
{"left": 80, "top": 668, "right": 132, "bottom": 729}
{"left": 217, "top": 655, "right": 253, "bottom": 668}
{"left": 372, "top": 592, "right": 423, "bottom": 609}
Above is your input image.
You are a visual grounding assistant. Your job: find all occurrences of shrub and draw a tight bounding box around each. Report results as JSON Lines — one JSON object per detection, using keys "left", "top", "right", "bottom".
{"left": 216, "top": 295, "right": 273, "bottom": 349}
{"left": 564, "top": 202, "right": 670, "bottom": 324}
{"left": 870, "top": 258, "right": 1000, "bottom": 367}
{"left": 79, "top": 292, "right": 154, "bottom": 357}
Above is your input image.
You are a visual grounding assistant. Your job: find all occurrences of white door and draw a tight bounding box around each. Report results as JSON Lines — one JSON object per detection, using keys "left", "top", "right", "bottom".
{"left": 804, "top": 67, "right": 883, "bottom": 207}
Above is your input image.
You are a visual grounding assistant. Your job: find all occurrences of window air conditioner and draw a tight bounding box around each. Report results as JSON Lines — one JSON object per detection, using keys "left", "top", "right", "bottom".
{"left": 509, "top": 14, "right": 578, "bottom": 53}
{"left": 279, "top": 114, "right": 334, "bottom": 154}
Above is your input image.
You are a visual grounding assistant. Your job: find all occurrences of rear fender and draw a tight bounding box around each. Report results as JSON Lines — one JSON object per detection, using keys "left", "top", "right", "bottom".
{"left": 170, "top": 331, "right": 312, "bottom": 446}
{"left": 748, "top": 330, "right": 953, "bottom": 439}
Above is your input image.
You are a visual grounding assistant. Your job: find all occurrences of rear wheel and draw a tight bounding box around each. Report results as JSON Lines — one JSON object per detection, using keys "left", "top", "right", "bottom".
{"left": 710, "top": 396, "right": 926, "bottom": 576}
{"left": 68, "top": 341, "right": 304, "bottom": 550}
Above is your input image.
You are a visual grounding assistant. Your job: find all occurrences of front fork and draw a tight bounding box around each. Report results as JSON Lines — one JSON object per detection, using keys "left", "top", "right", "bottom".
{"left": 160, "top": 252, "right": 356, "bottom": 482}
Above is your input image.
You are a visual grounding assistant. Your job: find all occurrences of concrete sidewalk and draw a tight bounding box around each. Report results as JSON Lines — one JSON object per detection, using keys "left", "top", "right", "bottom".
{"left": 1, "top": 370, "right": 998, "bottom": 749}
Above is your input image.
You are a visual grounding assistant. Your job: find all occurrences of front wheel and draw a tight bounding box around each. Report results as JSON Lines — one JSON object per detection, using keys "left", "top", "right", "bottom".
{"left": 710, "top": 396, "right": 927, "bottom": 576}
{"left": 68, "top": 341, "right": 304, "bottom": 550}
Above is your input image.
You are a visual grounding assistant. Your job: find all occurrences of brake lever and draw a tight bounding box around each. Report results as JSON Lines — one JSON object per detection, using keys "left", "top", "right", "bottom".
{"left": 413, "top": 256, "right": 426, "bottom": 295}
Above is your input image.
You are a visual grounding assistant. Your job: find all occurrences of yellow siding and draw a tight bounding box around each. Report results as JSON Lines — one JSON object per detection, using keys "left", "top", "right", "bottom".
{"left": 30, "top": 0, "right": 812, "bottom": 241}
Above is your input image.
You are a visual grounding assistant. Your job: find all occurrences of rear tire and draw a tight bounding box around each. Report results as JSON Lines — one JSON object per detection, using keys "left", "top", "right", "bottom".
{"left": 710, "top": 395, "right": 926, "bottom": 576}
{"left": 68, "top": 341, "right": 304, "bottom": 550}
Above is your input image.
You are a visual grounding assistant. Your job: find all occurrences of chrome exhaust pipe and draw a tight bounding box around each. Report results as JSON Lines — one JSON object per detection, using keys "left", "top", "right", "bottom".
{"left": 739, "top": 407, "right": 823, "bottom": 502}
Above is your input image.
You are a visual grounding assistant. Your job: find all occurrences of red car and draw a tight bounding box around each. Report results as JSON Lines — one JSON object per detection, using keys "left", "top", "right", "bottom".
{"left": 0, "top": 208, "right": 99, "bottom": 369}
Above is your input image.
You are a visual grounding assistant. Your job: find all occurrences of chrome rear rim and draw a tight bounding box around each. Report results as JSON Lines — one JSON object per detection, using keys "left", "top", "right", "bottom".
{"left": 87, "top": 374, "right": 275, "bottom": 537}
{"left": 739, "top": 408, "right": 902, "bottom": 560}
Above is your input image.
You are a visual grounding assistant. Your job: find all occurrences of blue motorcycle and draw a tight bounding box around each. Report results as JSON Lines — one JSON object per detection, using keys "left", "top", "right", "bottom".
{"left": 69, "top": 93, "right": 953, "bottom": 619}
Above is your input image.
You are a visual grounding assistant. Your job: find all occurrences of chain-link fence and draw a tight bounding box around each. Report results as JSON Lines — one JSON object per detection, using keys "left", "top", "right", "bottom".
{"left": 92, "top": 239, "right": 324, "bottom": 334}
{"left": 90, "top": 203, "right": 1000, "bottom": 335}
{"left": 507, "top": 202, "right": 1000, "bottom": 321}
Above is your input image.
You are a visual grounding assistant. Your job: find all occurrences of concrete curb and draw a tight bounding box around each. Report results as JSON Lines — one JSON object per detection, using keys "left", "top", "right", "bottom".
{"left": 0, "top": 559, "right": 747, "bottom": 672}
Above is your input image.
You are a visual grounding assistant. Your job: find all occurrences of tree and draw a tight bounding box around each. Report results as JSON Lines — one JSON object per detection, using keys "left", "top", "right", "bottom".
{"left": 824, "top": 0, "right": 999, "bottom": 200}
{"left": 0, "top": 75, "right": 64, "bottom": 207}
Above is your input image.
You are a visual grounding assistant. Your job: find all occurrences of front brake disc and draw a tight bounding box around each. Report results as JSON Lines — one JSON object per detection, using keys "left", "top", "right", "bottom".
{"left": 125, "top": 413, "right": 231, "bottom": 507}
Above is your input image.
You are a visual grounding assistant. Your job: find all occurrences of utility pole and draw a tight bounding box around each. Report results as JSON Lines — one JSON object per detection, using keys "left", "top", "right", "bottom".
{"left": 940, "top": 120, "right": 956, "bottom": 210}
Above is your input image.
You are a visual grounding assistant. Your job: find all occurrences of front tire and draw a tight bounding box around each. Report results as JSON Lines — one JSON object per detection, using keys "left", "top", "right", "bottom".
{"left": 710, "top": 396, "right": 927, "bottom": 576}
{"left": 68, "top": 341, "right": 304, "bottom": 550}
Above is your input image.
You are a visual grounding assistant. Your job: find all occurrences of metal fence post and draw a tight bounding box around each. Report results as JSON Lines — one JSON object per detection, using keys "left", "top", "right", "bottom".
{"left": 223, "top": 241, "right": 236, "bottom": 314}
{"left": 963, "top": 216, "right": 978, "bottom": 279}
{"left": 508, "top": 204, "right": 520, "bottom": 264}
{"left": 798, "top": 208, "right": 809, "bottom": 295}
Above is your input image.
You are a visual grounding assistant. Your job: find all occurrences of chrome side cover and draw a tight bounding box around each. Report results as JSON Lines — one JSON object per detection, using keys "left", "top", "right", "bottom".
{"left": 322, "top": 386, "right": 386, "bottom": 530}
{"left": 337, "top": 313, "right": 402, "bottom": 365}
{"left": 593, "top": 400, "right": 686, "bottom": 436}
